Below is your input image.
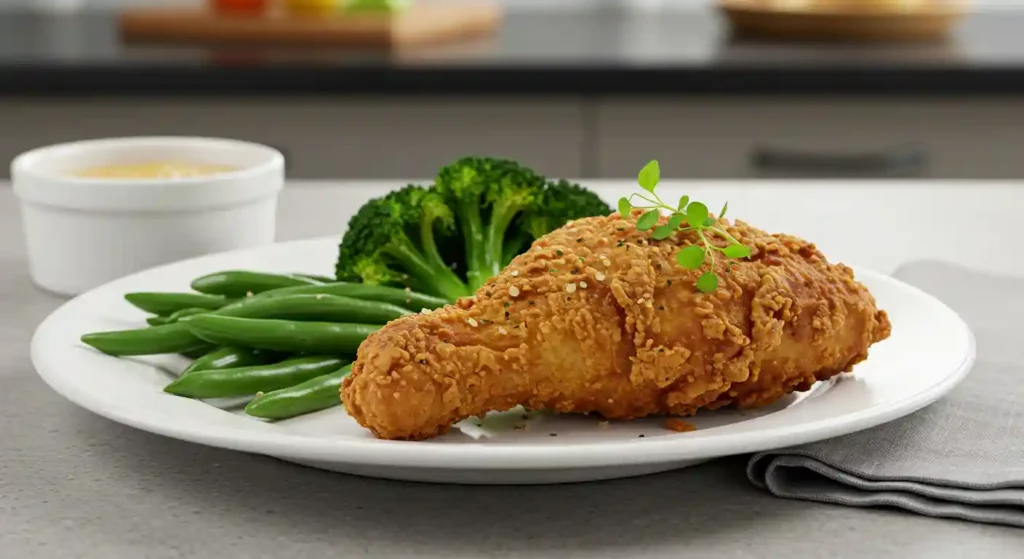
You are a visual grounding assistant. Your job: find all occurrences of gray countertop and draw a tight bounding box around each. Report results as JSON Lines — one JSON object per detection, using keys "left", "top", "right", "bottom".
{"left": 3, "top": 183, "right": 1022, "bottom": 558}
{"left": 5, "top": 5, "right": 1024, "bottom": 95}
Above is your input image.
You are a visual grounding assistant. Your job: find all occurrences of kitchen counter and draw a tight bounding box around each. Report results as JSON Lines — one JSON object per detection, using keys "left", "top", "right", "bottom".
{"left": 2, "top": 179, "right": 1023, "bottom": 557}
{"left": 5, "top": 5, "right": 1024, "bottom": 96}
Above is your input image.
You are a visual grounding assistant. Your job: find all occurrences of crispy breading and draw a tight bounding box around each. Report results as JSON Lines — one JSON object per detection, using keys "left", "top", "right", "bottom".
{"left": 341, "top": 211, "right": 891, "bottom": 440}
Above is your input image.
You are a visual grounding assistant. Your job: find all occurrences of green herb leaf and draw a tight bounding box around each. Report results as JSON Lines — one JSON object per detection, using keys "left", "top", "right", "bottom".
{"left": 686, "top": 202, "right": 709, "bottom": 228}
{"left": 652, "top": 225, "right": 674, "bottom": 240}
{"left": 678, "top": 195, "right": 690, "bottom": 211}
{"left": 676, "top": 246, "right": 705, "bottom": 270}
{"left": 723, "top": 244, "right": 752, "bottom": 259}
{"left": 719, "top": 201, "right": 728, "bottom": 219}
{"left": 696, "top": 272, "right": 719, "bottom": 293}
{"left": 704, "top": 217, "right": 716, "bottom": 227}
{"left": 638, "top": 160, "right": 660, "bottom": 193}
{"left": 667, "top": 213, "right": 685, "bottom": 230}
{"left": 636, "top": 210, "right": 660, "bottom": 231}
{"left": 617, "top": 197, "right": 632, "bottom": 217}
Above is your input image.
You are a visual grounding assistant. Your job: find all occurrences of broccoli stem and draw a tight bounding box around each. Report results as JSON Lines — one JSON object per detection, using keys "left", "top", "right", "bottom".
{"left": 484, "top": 200, "right": 530, "bottom": 280}
{"left": 457, "top": 201, "right": 489, "bottom": 292}
{"left": 502, "top": 231, "right": 532, "bottom": 268}
{"left": 419, "top": 213, "right": 467, "bottom": 295}
{"left": 383, "top": 241, "right": 469, "bottom": 302}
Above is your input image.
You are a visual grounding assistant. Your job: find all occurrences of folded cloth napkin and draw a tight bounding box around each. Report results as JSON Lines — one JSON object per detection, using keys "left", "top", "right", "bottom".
{"left": 747, "top": 260, "right": 1024, "bottom": 528}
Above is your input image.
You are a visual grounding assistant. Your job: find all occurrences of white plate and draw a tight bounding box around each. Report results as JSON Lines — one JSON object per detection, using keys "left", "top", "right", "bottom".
{"left": 30, "top": 237, "right": 975, "bottom": 485}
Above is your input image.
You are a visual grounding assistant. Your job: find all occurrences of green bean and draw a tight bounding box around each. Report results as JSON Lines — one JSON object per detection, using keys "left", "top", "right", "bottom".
{"left": 217, "top": 294, "right": 410, "bottom": 323}
{"left": 181, "top": 345, "right": 216, "bottom": 360}
{"left": 144, "top": 305, "right": 207, "bottom": 325}
{"left": 294, "top": 273, "right": 336, "bottom": 283}
{"left": 191, "top": 271, "right": 322, "bottom": 298}
{"left": 81, "top": 324, "right": 209, "bottom": 356}
{"left": 82, "top": 293, "right": 402, "bottom": 356}
{"left": 181, "top": 315, "right": 379, "bottom": 354}
{"left": 164, "top": 307, "right": 208, "bottom": 323}
{"left": 164, "top": 356, "right": 348, "bottom": 399}
{"left": 245, "top": 364, "right": 353, "bottom": 419}
{"left": 182, "top": 346, "right": 283, "bottom": 376}
{"left": 124, "top": 292, "right": 231, "bottom": 315}
{"left": 249, "top": 282, "right": 449, "bottom": 311}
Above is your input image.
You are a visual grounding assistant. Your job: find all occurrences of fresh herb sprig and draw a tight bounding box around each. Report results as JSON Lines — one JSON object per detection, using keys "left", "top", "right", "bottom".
{"left": 617, "top": 160, "right": 751, "bottom": 293}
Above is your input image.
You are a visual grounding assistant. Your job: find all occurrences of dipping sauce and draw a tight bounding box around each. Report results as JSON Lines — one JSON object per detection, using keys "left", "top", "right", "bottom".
{"left": 73, "top": 162, "right": 239, "bottom": 179}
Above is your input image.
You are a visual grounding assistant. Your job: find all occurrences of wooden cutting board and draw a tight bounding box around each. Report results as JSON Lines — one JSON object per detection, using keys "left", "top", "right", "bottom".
{"left": 719, "top": 0, "right": 969, "bottom": 42}
{"left": 119, "top": 1, "right": 503, "bottom": 47}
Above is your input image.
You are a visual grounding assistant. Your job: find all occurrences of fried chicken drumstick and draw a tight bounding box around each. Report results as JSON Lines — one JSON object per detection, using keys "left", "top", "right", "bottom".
{"left": 342, "top": 211, "right": 891, "bottom": 440}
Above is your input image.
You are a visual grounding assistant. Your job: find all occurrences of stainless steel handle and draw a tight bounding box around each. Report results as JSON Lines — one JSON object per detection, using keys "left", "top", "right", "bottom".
{"left": 750, "top": 143, "right": 928, "bottom": 177}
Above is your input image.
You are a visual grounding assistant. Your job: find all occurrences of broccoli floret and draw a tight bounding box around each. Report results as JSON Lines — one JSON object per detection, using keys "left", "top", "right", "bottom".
{"left": 434, "top": 157, "right": 546, "bottom": 291}
{"left": 335, "top": 185, "right": 471, "bottom": 302}
{"left": 337, "top": 161, "right": 612, "bottom": 302}
{"left": 500, "top": 180, "right": 612, "bottom": 268}
{"left": 520, "top": 178, "right": 612, "bottom": 242}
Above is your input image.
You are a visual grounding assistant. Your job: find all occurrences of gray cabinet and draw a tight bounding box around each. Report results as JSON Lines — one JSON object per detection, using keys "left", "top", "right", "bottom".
{"left": 594, "top": 97, "right": 1024, "bottom": 179}
{"left": 0, "top": 97, "right": 585, "bottom": 180}
{"left": 3, "top": 96, "right": 1023, "bottom": 180}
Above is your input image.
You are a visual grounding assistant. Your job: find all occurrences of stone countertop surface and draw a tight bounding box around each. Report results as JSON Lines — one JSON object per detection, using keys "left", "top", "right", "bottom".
{"left": 5, "top": 5, "right": 1024, "bottom": 96}
{"left": 3, "top": 180, "right": 1023, "bottom": 558}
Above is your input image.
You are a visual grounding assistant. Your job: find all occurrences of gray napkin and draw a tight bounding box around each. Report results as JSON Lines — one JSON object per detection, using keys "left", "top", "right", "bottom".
{"left": 747, "top": 260, "right": 1024, "bottom": 528}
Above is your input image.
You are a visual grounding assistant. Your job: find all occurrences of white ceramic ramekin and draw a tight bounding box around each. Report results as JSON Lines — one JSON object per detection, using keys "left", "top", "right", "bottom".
{"left": 12, "top": 137, "right": 285, "bottom": 296}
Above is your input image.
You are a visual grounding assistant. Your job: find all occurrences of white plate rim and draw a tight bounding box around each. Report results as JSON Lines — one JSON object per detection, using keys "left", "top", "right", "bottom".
{"left": 30, "top": 236, "right": 976, "bottom": 471}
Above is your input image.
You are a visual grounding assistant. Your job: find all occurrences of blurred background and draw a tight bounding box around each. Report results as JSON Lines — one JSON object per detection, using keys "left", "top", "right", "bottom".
{"left": 2, "top": 0, "right": 1024, "bottom": 180}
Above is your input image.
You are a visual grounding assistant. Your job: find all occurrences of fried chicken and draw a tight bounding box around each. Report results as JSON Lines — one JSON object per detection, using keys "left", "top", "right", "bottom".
{"left": 341, "top": 211, "right": 891, "bottom": 440}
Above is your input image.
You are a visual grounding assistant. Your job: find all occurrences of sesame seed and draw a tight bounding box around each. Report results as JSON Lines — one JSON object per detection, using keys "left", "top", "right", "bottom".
{"left": 637, "top": 298, "right": 644, "bottom": 305}
{"left": 498, "top": 326, "right": 507, "bottom": 334}
{"left": 595, "top": 272, "right": 606, "bottom": 282}
{"left": 511, "top": 270, "right": 519, "bottom": 277}
{"left": 404, "top": 287, "right": 412, "bottom": 293}
{"left": 420, "top": 308, "right": 432, "bottom": 315}
{"left": 608, "top": 398, "right": 615, "bottom": 404}
{"left": 246, "top": 291, "right": 254, "bottom": 297}
{"left": 255, "top": 391, "right": 264, "bottom": 397}
{"left": 601, "top": 258, "right": 611, "bottom": 267}
{"left": 467, "top": 318, "right": 479, "bottom": 327}
{"left": 579, "top": 281, "right": 588, "bottom": 289}
{"left": 566, "top": 283, "right": 577, "bottom": 293}
{"left": 509, "top": 286, "right": 520, "bottom": 297}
